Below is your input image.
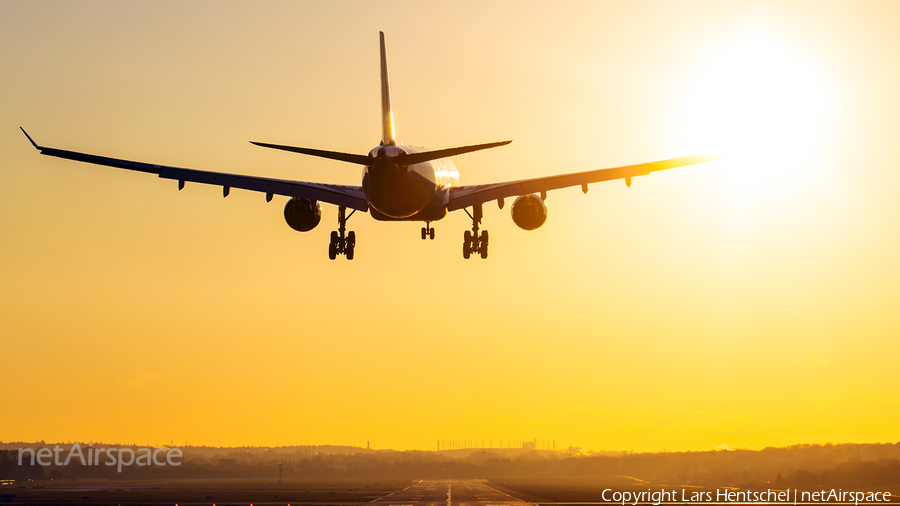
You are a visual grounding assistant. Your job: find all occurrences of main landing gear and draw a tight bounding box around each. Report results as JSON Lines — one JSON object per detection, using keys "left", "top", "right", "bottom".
{"left": 421, "top": 222, "right": 435, "bottom": 240}
{"left": 329, "top": 206, "right": 356, "bottom": 260}
{"left": 463, "top": 204, "right": 488, "bottom": 259}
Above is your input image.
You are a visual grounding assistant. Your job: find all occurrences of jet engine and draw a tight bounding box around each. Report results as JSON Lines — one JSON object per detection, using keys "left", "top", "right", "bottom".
{"left": 283, "top": 197, "right": 322, "bottom": 232}
{"left": 510, "top": 193, "right": 548, "bottom": 230}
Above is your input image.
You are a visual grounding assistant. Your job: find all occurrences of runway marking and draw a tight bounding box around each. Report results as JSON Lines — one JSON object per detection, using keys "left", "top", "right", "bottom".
{"left": 478, "top": 482, "right": 529, "bottom": 503}
{"left": 370, "top": 480, "right": 423, "bottom": 503}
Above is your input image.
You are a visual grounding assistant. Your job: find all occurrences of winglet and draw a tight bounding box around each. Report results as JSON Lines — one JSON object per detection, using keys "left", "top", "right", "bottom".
{"left": 20, "top": 127, "right": 41, "bottom": 150}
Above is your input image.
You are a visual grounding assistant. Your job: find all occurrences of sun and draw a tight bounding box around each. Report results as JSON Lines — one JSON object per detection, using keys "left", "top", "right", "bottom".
{"left": 674, "top": 28, "right": 837, "bottom": 208}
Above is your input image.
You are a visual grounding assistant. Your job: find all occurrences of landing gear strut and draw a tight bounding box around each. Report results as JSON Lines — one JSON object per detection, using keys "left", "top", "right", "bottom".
{"left": 329, "top": 206, "right": 356, "bottom": 260}
{"left": 462, "top": 204, "right": 488, "bottom": 259}
{"left": 421, "top": 222, "right": 435, "bottom": 240}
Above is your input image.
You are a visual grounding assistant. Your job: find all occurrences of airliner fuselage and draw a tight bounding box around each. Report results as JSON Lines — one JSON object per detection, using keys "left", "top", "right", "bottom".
{"left": 364, "top": 144, "right": 459, "bottom": 220}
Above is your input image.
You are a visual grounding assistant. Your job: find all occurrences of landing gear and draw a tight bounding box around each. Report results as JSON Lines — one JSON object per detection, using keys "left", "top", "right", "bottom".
{"left": 329, "top": 206, "right": 356, "bottom": 260}
{"left": 421, "top": 222, "right": 435, "bottom": 240}
{"left": 462, "top": 204, "right": 488, "bottom": 259}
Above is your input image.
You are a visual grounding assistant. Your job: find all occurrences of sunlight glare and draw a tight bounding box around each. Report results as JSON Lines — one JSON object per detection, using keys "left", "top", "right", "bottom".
{"left": 676, "top": 29, "right": 837, "bottom": 206}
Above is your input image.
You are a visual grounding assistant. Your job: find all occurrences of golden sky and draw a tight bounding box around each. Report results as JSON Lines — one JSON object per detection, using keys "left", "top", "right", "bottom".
{"left": 2, "top": 0, "right": 899, "bottom": 452}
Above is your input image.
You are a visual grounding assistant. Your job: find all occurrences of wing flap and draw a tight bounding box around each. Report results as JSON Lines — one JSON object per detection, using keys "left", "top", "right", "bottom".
{"left": 158, "top": 167, "right": 368, "bottom": 210}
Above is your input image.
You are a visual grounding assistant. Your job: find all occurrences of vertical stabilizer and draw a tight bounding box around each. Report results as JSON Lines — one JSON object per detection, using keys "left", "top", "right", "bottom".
{"left": 380, "top": 31, "right": 395, "bottom": 146}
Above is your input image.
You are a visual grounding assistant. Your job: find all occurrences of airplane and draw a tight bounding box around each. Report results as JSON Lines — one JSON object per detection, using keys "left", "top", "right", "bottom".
{"left": 21, "top": 32, "right": 719, "bottom": 260}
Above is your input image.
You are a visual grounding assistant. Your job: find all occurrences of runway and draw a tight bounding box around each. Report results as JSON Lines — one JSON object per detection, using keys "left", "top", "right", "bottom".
{"left": 0, "top": 478, "right": 532, "bottom": 505}
{"left": 372, "top": 479, "right": 533, "bottom": 506}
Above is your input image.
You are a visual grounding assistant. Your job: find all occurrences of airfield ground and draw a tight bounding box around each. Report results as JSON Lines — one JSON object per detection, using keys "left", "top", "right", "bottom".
{"left": 4, "top": 476, "right": 900, "bottom": 506}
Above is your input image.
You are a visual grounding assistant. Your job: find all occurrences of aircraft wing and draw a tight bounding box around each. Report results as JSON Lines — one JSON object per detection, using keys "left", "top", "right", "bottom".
{"left": 20, "top": 128, "right": 369, "bottom": 211}
{"left": 447, "top": 153, "right": 720, "bottom": 211}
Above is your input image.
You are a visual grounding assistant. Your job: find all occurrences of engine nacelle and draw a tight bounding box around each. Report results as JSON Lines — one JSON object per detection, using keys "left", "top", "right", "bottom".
{"left": 283, "top": 197, "right": 322, "bottom": 232}
{"left": 510, "top": 193, "right": 548, "bottom": 230}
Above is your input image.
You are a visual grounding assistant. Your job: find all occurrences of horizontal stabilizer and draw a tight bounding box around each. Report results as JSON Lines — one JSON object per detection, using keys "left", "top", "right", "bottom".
{"left": 250, "top": 141, "right": 372, "bottom": 165}
{"left": 399, "top": 140, "right": 512, "bottom": 165}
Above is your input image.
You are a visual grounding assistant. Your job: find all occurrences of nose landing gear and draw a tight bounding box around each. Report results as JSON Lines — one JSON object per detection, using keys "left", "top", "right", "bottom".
{"left": 329, "top": 206, "right": 356, "bottom": 260}
{"left": 462, "top": 204, "right": 488, "bottom": 259}
{"left": 421, "top": 222, "right": 435, "bottom": 240}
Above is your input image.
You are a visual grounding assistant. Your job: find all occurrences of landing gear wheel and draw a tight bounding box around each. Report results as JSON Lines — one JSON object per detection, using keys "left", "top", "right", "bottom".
{"left": 346, "top": 231, "right": 356, "bottom": 260}
{"left": 328, "top": 206, "right": 357, "bottom": 259}
{"left": 462, "top": 204, "right": 489, "bottom": 260}
{"left": 422, "top": 222, "right": 436, "bottom": 241}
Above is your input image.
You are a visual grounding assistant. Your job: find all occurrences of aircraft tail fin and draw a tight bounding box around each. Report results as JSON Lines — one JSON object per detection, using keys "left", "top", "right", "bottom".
{"left": 380, "top": 31, "right": 395, "bottom": 146}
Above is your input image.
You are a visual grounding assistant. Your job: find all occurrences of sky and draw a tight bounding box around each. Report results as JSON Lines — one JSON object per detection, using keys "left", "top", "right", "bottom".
{"left": 2, "top": 0, "right": 899, "bottom": 453}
